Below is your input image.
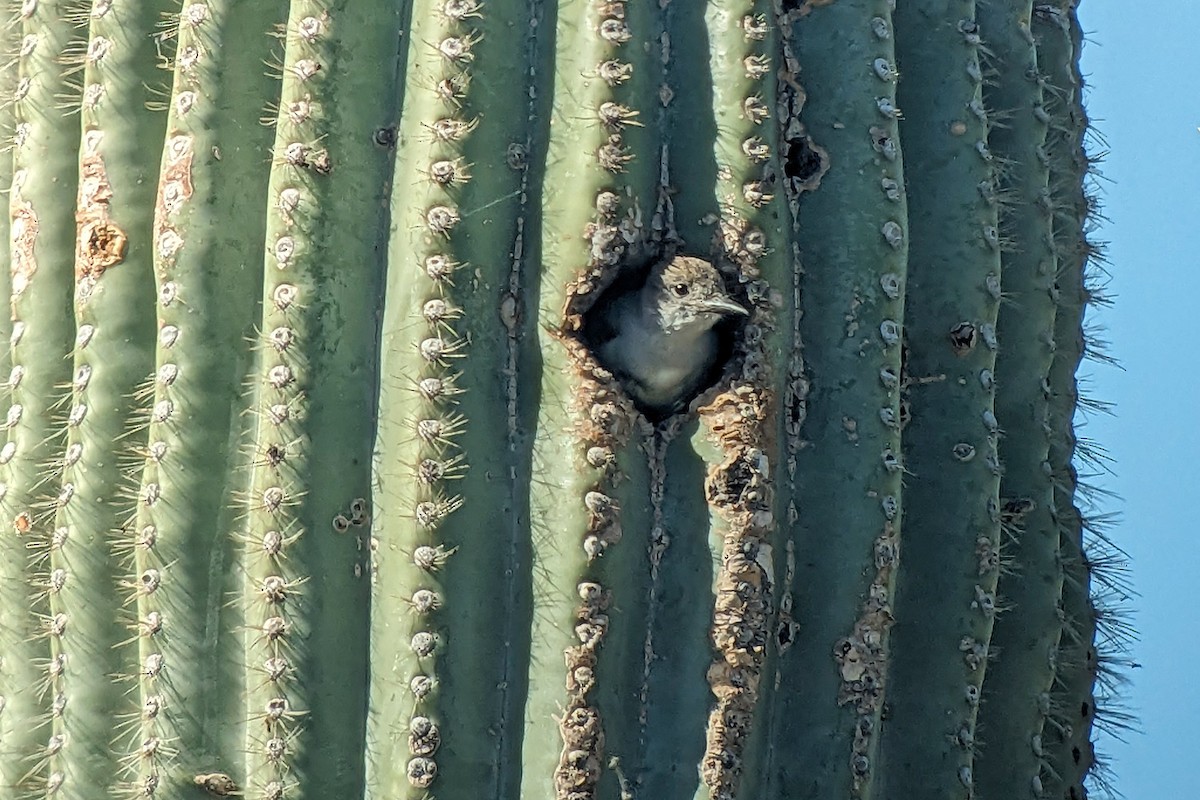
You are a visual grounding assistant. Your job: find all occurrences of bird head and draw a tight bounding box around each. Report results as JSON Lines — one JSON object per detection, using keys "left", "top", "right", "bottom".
{"left": 646, "top": 256, "right": 749, "bottom": 333}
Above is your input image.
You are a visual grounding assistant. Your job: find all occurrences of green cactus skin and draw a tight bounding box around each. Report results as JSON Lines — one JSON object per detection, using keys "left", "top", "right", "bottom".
{"left": 687, "top": 1, "right": 792, "bottom": 797}
{"left": 521, "top": 0, "right": 661, "bottom": 793}
{"left": 0, "top": 6, "right": 13, "bottom": 360}
{"left": 0, "top": 2, "right": 1117, "bottom": 800}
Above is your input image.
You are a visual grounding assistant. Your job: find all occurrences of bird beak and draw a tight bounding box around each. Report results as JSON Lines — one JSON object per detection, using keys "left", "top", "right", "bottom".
{"left": 701, "top": 297, "right": 750, "bottom": 317}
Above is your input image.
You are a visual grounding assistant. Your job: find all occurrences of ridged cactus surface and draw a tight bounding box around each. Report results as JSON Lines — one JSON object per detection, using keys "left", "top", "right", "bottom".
{"left": 0, "top": 1, "right": 1123, "bottom": 799}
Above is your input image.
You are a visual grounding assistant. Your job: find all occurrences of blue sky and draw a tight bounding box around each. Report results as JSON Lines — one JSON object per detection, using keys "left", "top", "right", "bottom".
{"left": 1075, "top": 1, "right": 1197, "bottom": 794}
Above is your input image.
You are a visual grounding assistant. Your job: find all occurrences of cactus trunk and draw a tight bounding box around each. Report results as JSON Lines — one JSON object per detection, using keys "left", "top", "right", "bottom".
{"left": 0, "top": 1, "right": 1121, "bottom": 799}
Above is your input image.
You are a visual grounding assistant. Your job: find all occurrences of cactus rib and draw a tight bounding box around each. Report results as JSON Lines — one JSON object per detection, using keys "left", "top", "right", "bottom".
{"left": 971, "top": 3, "right": 1063, "bottom": 796}
{"left": 768, "top": 1, "right": 908, "bottom": 796}
{"left": 5, "top": 0, "right": 83, "bottom": 793}
{"left": 879, "top": 1, "right": 1005, "bottom": 795}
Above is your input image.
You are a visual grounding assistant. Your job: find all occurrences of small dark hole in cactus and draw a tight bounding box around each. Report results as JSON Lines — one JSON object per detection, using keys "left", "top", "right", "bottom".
{"left": 1080, "top": 701, "right": 1091, "bottom": 719}
{"left": 788, "top": 393, "right": 804, "bottom": 427}
{"left": 309, "top": 150, "right": 333, "bottom": 175}
{"left": 949, "top": 322, "right": 977, "bottom": 355}
{"left": 784, "top": 135, "right": 826, "bottom": 184}
{"left": 707, "top": 452, "right": 757, "bottom": 507}
{"left": 265, "top": 444, "right": 286, "bottom": 467}
{"left": 373, "top": 126, "right": 397, "bottom": 148}
{"left": 1072, "top": 745, "right": 1082, "bottom": 764}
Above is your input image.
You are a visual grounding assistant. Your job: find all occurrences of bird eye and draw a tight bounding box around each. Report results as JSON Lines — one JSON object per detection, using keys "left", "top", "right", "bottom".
{"left": 672, "top": 283, "right": 689, "bottom": 297}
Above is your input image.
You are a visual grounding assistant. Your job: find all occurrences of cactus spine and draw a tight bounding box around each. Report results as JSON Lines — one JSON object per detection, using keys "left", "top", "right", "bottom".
{"left": 0, "top": 1, "right": 1122, "bottom": 800}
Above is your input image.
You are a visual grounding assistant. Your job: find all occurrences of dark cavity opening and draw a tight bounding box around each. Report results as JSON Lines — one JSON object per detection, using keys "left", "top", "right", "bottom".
{"left": 579, "top": 253, "right": 746, "bottom": 423}
{"left": 784, "top": 135, "right": 826, "bottom": 184}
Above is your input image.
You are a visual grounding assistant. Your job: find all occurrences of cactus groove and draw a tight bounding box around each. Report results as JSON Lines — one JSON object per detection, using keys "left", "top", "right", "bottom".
{"left": 0, "top": 1, "right": 1123, "bottom": 800}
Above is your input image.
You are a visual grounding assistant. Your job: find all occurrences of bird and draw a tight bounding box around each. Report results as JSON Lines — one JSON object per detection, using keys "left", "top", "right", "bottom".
{"left": 591, "top": 255, "right": 749, "bottom": 417}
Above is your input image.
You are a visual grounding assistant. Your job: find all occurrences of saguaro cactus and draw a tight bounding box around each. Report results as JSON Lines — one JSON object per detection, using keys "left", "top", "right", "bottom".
{"left": 0, "top": 0, "right": 1124, "bottom": 799}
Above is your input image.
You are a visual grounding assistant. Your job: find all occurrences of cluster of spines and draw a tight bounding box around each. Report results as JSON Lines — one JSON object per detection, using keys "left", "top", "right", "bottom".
{"left": 131, "top": 84, "right": 193, "bottom": 800}
{"left": 125, "top": 3, "right": 241, "bottom": 797}
{"left": 572, "top": 0, "right": 657, "bottom": 277}
{"left": 551, "top": 364, "right": 638, "bottom": 800}
{"left": 541, "top": 4, "right": 666, "bottom": 790}
{"left": 825, "top": 8, "right": 908, "bottom": 789}
{"left": 56, "top": 3, "right": 173, "bottom": 798}
{"left": 370, "top": 0, "right": 536, "bottom": 793}
{"left": 826, "top": 19, "right": 909, "bottom": 775}
{"left": 509, "top": 0, "right": 656, "bottom": 795}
